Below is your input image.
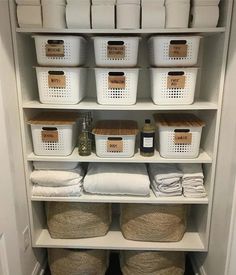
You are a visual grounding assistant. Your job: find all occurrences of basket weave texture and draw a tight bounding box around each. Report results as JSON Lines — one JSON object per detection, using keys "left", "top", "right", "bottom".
{"left": 46, "top": 202, "right": 112, "bottom": 239}
{"left": 48, "top": 248, "right": 109, "bottom": 275}
{"left": 120, "top": 204, "right": 187, "bottom": 242}
{"left": 121, "top": 250, "right": 185, "bottom": 275}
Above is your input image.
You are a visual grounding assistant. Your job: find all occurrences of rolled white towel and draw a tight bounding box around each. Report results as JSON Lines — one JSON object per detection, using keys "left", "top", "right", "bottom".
{"left": 17, "top": 5, "right": 42, "bottom": 28}
{"left": 84, "top": 163, "right": 150, "bottom": 196}
{"left": 30, "top": 166, "right": 84, "bottom": 187}
{"left": 32, "top": 183, "right": 82, "bottom": 197}
{"left": 16, "top": 0, "right": 41, "bottom": 4}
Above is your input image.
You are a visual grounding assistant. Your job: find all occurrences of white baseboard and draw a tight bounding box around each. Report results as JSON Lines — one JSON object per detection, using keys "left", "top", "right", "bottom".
{"left": 31, "top": 258, "right": 47, "bottom": 275}
{"left": 191, "top": 255, "right": 207, "bottom": 275}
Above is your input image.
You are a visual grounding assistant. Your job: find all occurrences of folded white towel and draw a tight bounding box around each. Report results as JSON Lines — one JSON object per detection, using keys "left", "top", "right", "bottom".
{"left": 149, "top": 163, "right": 183, "bottom": 184}
{"left": 183, "top": 191, "right": 207, "bottom": 198}
{"left": 151, "top": 185, "right": 182, "bottom": 197}
{"left": 91, "top": 5, "right": 115, "bottom": 29}
{"left": 84, "top": 163, "right": 150, "bottom": 196}
{"left": 16, "top": 0, "right": 41, "bottom": 4}
{"left": 32, "top": 183, "right": 82, "bottom": 197}
{"left": 30, "top": 166, "right": 84, "bottom": 187}
{"left": 92, "top": 0, "right": 116, "bottom": 4}
{"left": 67, "top": 0, "right": 90, "bottom": 3}
{"left": 66, "top": 3, "right": 91, "bottom": 28}
{"left": 178, "top": 163, "right": 204, "bottom": 180}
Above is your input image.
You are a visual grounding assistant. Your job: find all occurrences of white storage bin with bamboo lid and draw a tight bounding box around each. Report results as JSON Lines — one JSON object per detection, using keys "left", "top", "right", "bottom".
{"left": 154, "top": 113, "right": 205, "bottom": 159}
{"left": 33, "top": 35, "right": 86, "bottom": 66}
{"left": 92, "top": 120, "right": 139, "bottom": 158}
{"left": 149, "top": 36, "right": 201, "bottom": 67}
{"left": 28, "top": 112, "right": 79, "bottom": 156}
{"left": 150, "top": 67, "right": 198, "bottom": 105}
{"left": 95, "top": 68, "right": 139, "bottom": 105}
{"left": 35, "top": 67, "right": 87, "bottom": 104}
{"left": 93, "top": 36, "right": 140, "bottom": 67}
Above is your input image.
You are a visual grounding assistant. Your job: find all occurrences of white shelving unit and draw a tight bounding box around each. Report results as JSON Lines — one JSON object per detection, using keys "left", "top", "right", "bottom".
{"left": 9, "top": 0, "right": 233, "bottom": 259}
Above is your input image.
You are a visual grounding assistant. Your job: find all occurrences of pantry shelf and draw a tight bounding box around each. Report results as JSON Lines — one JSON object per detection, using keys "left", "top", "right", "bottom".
{"left": 27, "top": 148, "right": 212, "bottom": 163}
{"left": 16, "top": 27, "right": 226, "bottom": 36}
{"left": 34, "top": 223, "right": 206, "bottom": 252}
{"left": 22, "top": 99, "right": 218, "bottom": 111}
{"left": 31, "top": 190, "right": 209, "bottom": 204}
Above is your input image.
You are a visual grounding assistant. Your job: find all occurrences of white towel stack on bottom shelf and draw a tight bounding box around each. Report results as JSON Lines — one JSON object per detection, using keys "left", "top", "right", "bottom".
{"left": 66, "top": 0, "right": 91, "bottom": 29}
{"left": 149, "top": 164, "right": 183, "bottom": 197}
{"left": 141, "top": 0, "right": 165, "bottom": 29}
{"left": 91, "top": 0, "right": 115, "bottom": 29}
{"left": 84, "top": 163, "right": 150, "bottom": 196}
{"left": 179, "top": 164, "right": 207, "bottom": 198}
{"left": 190, "top": 0, "right": 220, "bottom": 28}
{"left": 30, "top": 165, "right": 84, "bottom": 197}
{"left": 16, "top": 0, "right": 42, "bottom": 28}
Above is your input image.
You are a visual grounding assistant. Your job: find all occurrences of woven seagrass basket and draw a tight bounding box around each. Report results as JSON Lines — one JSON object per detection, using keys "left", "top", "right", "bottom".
{"left": 120, "top": 204, "right": 187, "bottom": 242}
{"left": 48, "top": 248, "right": 109, "bottom": 275}
{"left": 46, "top": 202, "right": 112, "bottom": 239}
{"left": 120, "top": 250, "right": 185, "bottom": 275}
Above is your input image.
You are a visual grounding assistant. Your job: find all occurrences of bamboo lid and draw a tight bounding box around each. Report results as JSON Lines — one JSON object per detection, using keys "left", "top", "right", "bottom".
{"left": 28, "top": 112, "right": 80, "bottom": 125}
{"left": 92, "top": 120, "right": 139, "bottom": 135}
{"left": 153, "top": 113, "right": 205, "bottom": 127}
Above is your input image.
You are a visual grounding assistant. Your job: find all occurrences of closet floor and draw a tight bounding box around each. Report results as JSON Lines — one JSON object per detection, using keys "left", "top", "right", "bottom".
{"left": 45, "top": 252, "right": 195, "bottom": 274}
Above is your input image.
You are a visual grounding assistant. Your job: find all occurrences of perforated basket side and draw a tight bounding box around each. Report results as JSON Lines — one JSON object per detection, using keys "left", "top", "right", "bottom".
{"left": 95, "top": 135, "right": 136, "bottom": 158}
{"left": 159, "top": 126, "right": 203, "bottom": 158}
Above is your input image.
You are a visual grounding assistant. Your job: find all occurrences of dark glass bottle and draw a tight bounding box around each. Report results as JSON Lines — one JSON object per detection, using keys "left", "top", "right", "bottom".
{"left": 140, "top": 119, "right": 155, "bottom": 157}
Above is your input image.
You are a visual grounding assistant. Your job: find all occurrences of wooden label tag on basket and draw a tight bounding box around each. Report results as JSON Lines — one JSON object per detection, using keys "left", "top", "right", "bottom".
{"left": 108, "top": 75, "right": 126, "bottom": 89}
{"left": 169, "top": 44, "right": 188, "bottom": 58}
{"left": 41, "top": 130, "right": 58, "bottom": 142}
{"left": 107, "top": 45, "right": 125, "bottom": 59}
{"left": 48, "top": 74, "right": 66, "bottom": 88}
{"left": 46, "top": 43, "right": 64, "bottom": 57}
{"left": 167, "top": 75, "right": 186, "bottom": 89}
{"left": 174, "top": 133, "right": 192, "bottom": 144}
{"left": 107, "top": 140, "right": 123, "bottom": 152}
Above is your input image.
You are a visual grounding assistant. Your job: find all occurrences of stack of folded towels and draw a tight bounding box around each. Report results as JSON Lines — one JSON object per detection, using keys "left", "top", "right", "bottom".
{"left": 149, "top": 163, "right": 183, "bottom": 197}
{"left": 31, "top": 165, "right": 84, "bottom": 197}
{"left": 84, "top": 163, "right": 150, "bottom": 196}
{"left": 179, "top": 163, "right": 207, "bottom": 198}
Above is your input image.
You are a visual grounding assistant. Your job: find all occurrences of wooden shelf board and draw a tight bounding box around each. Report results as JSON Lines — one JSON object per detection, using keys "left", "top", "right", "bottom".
{"left": 27, "top": 148, "right": 212, "bottom": 163}
{"left": 16, "top": 27, "right": 225, "bottom": 35}
{"left": 31, "top": 189, "right": 209, "bottom": 204}
{"left": 34, "top": 223, "right": 206, "bottom": 251}
{"left": 22, "top": 99, "right": 218, "bottom": 111}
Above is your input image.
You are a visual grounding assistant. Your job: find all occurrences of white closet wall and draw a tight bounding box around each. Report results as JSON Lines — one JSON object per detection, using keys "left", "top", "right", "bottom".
{"left": 193, "top": 2, "right": 236, "bottom": 274}
{"left": 0, "top": 0, "right": 45, "bottom": 274}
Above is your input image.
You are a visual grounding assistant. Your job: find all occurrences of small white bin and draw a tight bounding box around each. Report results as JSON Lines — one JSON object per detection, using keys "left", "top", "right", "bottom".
{"left": 150, "top": 68, "right": 198, "bottom": 105}
{"left": 149, "top": 36, "right": 201, "bottom": 67}
{"left": 154, "top": 113, "right": 205, "bottom": 159}
{"left": 33, "top": 35, "right": 86, "bottom": 66}
{"left": 95, "top": 68, "right": 139, "bottom": 105}
{"left": 92, "top": 120, "right": 138, "bottom": 158}
{"left": 35, "top": 67, "right": 87, "bottom": 104}
{"left": 93, "top": 36, "right": 140, "bottom": 67}
{"left": 28, "top": 112, "right": 79, "bottom": 156}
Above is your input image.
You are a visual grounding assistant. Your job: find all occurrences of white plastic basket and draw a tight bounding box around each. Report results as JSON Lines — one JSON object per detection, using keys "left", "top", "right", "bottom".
{"left": 93, "top": 36, "right": 140, "bottom": 67}
{"left": 94, "top": 135, "right": 136, "bottom": 158}
{"left": 35, "top": 67, "right": 87, "bottom": 104}
{"left": 149, "top": 36, "right": 201, "bottom": 67}
{"left": 159, "top": 126, "right": 203, "bottom": 158}
{"left": 30, "top": 124, "right": 77, "bottom": 156}
{"left": 33, "top": 161, "right": 79, "bottom": 170}
{"left": 33, "top": 35, "right": 86, "bottom": 66}
{"left": 150, "top": 68, "right": 198, "bottom": 105}
{"left": 95, "top": 68, "right": 139, "bottom": 105}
